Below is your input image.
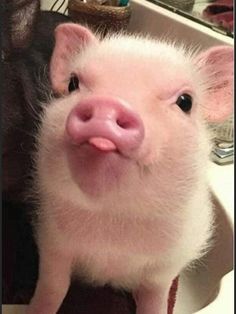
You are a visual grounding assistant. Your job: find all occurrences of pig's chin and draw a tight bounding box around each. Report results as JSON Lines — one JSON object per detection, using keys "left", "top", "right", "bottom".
{"left": 66, "top": 143, "right": 134, "bottom": 196}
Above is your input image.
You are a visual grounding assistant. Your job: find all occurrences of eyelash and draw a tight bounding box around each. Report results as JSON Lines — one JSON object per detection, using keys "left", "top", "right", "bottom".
{"left": 68, "top": 74, "right": 80, "bottom": 93}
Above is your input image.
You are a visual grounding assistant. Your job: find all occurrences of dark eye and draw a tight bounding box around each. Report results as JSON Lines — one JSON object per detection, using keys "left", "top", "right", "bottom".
{"left": 68, "top": 75, "right": 79, "bottom": 93}
{"left": 176, "top": 94, "right": 192, "bottom": 113}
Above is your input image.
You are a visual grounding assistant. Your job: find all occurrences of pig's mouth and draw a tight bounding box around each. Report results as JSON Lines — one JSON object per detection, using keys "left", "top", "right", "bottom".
{"left": 65, "top": 131, "right": 133, "bottom": 158}
{"left": 87, "top": 136, "right": 118, "bottom": 153}
{"left": 65, "top": 136, "right": 136, "bottom": 195}
{"left": 66, "top": 135, "right": 130, "bottom": 168}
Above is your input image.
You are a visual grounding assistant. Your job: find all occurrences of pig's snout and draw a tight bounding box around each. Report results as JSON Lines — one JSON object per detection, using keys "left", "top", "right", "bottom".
{"left": 65, "top": 97, "right": 144, "bottom": 154}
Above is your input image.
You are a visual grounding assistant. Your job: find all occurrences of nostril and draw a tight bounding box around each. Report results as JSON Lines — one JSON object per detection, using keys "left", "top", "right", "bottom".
{"left": 116, "top": 117, "right": 137, "bottom": 130}
{"left": 81, "top": 112, "right": 92, "bottom": 122}
{"left": 78, "top": 108, "right": 93, "bottom": 122}
{"left": 117, "top": 119, "right": 129, "bottom": 129}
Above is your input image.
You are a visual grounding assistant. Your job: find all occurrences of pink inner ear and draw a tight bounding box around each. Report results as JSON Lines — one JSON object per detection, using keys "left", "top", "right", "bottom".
{"left": 55, "top": 23, "right": 96, "bottom": 53}
{"left": 50, "top": 23, "right": 97, "bottom": 94}
{"left": 204, "top": 89, "right": 233, "bottom": 122}
{"left": 196, "top": 46, "right": 233, "bottom": 123}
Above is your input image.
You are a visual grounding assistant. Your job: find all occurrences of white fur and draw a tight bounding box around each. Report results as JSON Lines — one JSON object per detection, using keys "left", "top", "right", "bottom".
{"left": 28, "top": 30, "right": 230, "bottom": 314}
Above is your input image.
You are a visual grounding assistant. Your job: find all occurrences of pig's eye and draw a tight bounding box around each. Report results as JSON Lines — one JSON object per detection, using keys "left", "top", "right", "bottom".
{"left": 176, "top": 94, "right": 192, "bottom": 113}
{"left": 68, "top": 75, "right": 79, "bottom": 93}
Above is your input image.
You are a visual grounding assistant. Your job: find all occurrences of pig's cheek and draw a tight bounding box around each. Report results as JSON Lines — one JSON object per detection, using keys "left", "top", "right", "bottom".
{"left": 138, "top": 115, "right": 198, "bottom": 169}
{"left": 137, "top": 140, "right": 157, "bottom": 166}
{"left": 37, "top": 107, "right": 72, "bottom": 167}
{"left": 43, "top": 96, "right": 79, "bottom": 141}
{"left": 137, "top": 123, "right": 170, "bottom": 167}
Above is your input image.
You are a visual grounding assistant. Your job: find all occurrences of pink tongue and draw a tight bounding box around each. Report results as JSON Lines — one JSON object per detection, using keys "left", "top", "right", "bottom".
{"left": 88, "top": 137, "right": 117, "bottom": 152}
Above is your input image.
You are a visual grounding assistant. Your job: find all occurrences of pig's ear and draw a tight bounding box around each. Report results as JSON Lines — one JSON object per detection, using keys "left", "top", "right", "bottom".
{"left": 50, "top": 23, "right": 97, "bottom": 94}
{"left": 195, "top": 46, "right": 233, "bottom": 122}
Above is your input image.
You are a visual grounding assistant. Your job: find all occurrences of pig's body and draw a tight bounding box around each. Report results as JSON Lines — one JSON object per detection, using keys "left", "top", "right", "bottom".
{"left": 28, "top": 24, "right": 233, "bottom": 314}
{"left": 36, "top": 192, "right": 212, "bottom": 289}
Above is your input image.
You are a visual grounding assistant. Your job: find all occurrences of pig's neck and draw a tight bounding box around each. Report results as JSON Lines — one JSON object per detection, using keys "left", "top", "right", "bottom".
{"left": 42, "top": 174, "right": 210, "bottom": 237}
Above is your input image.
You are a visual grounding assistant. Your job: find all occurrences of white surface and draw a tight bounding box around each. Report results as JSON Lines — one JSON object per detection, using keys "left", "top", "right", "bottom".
{"left": 196, "top": 163, "right": 234, "bottom": 314}
{"left": 208, "top": 163, "right": 234, "bottom": 221}
{"left": 197, "top": 271, "right": 234, "bottom": 314}
{"left": 128, "top": 0, "right": 233, "bottom": 48}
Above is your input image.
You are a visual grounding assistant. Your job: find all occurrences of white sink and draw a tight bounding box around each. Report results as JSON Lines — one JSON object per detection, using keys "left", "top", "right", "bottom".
{"left": 128, "top": 0, "right": 233, "bottom": 47}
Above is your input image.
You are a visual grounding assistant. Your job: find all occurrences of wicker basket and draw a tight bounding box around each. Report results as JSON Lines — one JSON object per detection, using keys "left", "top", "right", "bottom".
{"left": 68, "top": 0, "right": 131, "bottom": 35}
{"left": 209, "top": 115, "right": 234, "bottom": 143}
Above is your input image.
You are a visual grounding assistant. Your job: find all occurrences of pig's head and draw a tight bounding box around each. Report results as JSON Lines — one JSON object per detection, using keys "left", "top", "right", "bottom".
{"left": 35, "top": 23, "right": 233, "bottom": 215}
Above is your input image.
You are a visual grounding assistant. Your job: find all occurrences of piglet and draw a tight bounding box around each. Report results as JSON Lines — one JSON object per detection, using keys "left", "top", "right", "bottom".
{"left": 28, "top": 23, "right": 233, "bottom": 314}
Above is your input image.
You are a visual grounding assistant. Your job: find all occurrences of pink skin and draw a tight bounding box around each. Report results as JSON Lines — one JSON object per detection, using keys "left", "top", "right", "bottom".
{"left": 65, "top": 96, "right": 144, "bottom": 195}
{"left": 28, "top": 23, "right": 233, "bottom": 314}
{"left": 134, "top": 285, "right": 170, "bottom": 314}
{"left": 65, "top": 96, "right": 145, "bottom": 154}
{"left": 27, "top": 248, "right": 72, "bottom": 314}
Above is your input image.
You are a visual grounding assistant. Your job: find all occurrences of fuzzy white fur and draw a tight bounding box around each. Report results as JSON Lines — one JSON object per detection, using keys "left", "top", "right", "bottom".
{"left": 28, "top": 24, "right": 233, "bottom": 314}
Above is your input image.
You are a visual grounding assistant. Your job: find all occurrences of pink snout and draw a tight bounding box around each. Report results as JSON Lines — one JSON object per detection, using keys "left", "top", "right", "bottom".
{"left": 65, "top": 96, "right": 144, "bottom": 154}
